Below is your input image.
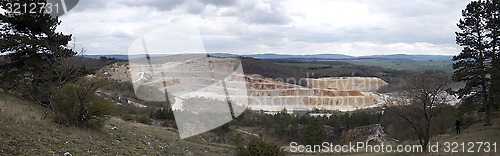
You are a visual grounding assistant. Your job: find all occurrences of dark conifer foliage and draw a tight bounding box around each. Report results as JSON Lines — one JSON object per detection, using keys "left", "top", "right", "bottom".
{"left": 0, "top": 0, "right": 89, "bottom": 108}
{"left": 487, "top": 1, "right": 500, "bottom": 112}
{"left": 453, "top": 0, "right": 499, "bottom": 126}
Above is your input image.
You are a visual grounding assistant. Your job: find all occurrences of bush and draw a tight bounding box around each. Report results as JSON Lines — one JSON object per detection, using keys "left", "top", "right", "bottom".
{"left": 237, "top": 137, "right": 286, "bottom": 156}
{"left": 121, "top": 113, "right": 134, "bottom": 121}
{"left": 431, "top": 105, "right": 456, "bottom": 134}
{"left": 152, "top": 108, "right": 175, "bottom": 121}
{"left": 135, "top": 115, "right": 153, "bottom": 125}
{"left": 161, "top": 120, "right": 178, "bottom": 129}
{"left": 51, "top": 77, "right": 115, "bottom": 129}
{"left": 300, "top": 118, "right": 326, "bottom": 146}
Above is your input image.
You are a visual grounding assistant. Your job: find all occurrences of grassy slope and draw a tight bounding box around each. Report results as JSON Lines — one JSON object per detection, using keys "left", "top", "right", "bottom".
{"left": 357, "top": 117, "right": 500, "bottom": 156}
{"left": 425, "top": 117, "right": 500, "bottom": 156}
{"left": 3, "top": 90, "right": 497, "bottom": 155}
{"left": 0, "top": 92, "right": 234, "bottom": 155}
{"left": 289, "top": 119, "right": 500, "bottom": 156}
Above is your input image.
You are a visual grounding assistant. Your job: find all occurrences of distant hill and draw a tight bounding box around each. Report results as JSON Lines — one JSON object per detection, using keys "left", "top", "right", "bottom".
{"left": 246, "top": 54, "right": 453, "bottom": 61}
{"left": 84, "top": 53, "right": 453, "bottom": 61}
{"left": 84, "top": 53, "right": 353, "bottom": 60}
{"left": 84, "top": 54, "right": 178, "bottom": 60}
{"left": 83, "top": 54, "right": 147, "bottom": 60}
{"left": 357, "top": 54, "right": 453, "bottom": 61}
{"left": 244, "top": 53, "right": 354, "bottom": 59}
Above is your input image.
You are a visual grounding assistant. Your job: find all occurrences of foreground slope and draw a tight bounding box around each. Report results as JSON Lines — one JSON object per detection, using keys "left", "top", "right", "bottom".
{"left": 0, "top": 92, "right": 234, "bottom": 155}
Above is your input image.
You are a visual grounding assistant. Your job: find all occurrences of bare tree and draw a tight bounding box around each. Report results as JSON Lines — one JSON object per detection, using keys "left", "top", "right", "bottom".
{"left": 386, "top": 71, "right": 451, "bottom": 151}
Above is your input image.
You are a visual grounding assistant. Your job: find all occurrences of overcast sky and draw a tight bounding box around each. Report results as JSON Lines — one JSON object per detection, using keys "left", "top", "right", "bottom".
{"left": 57, "top": 0, "right": 471, "bottom": 56}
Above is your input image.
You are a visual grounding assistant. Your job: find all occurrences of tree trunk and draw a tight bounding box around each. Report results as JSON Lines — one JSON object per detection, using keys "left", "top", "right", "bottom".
{"left": 423, "top": 125, "right": 430, "bottom": 152}
{"left": 485, "top": 97, "right": 492, "bottom": 126}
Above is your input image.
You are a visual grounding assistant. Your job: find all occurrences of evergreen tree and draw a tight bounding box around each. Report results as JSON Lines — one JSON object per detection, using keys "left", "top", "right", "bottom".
{"left": 487, "top": 0, "right": 500, "bottom": 111}
{"left": 454, "top": 0, "right": 496, "bottom": 126}
{"left": 300, "top": 118, "right": 326, "bottom": 146}
{"left": 0, "top": 0, "right": 89, "bottom": 110}
{"left": 237, "top": 137, "right": 286, "bottom": 156}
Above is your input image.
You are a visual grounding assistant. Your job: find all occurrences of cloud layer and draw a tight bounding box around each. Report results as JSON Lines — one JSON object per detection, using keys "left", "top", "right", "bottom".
{"left": 57, "top": 0, "right": 471, "bottom": 56}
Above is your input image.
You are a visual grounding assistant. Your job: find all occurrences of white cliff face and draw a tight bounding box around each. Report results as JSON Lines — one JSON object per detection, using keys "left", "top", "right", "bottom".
{"left": 99, "top": 57, "right": 389, "bottom": 112}
{"left": 245, "top": 75, "right": 387, "bottom": 112}
{"left": 126, "top": 55, "right": 249, "bottom": 139}
{"left": 306, "top": 77, "right": 388, "bottom": 92}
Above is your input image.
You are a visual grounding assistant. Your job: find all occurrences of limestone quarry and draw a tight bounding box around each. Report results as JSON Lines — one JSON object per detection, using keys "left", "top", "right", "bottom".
{"left": 98, "top": 56, "right": 389, "bottom": 112}
{"left": 246, "top": 75, "right": 387, "bottom": 111}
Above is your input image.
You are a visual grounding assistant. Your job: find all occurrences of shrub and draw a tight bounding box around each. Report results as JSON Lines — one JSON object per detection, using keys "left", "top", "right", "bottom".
{"left": 134, "top": 115, "right": 153, "bottom": 125}
{"left": 51, "top": 77, "right": 115, "bottom": 129}
{"left": 152, "top": 108, "right": 175, "bottom": 121}
{"left": 121, "top": 113, "right": 134, "bottom": 121}
{"left": 161, "top": 120, "right": 178, "bottom": 129}
{"left": 300, "top": 118, "right": 326, "bottom": 146}
{"left": 237, "top": 137, "right": 286, "bottom": 156}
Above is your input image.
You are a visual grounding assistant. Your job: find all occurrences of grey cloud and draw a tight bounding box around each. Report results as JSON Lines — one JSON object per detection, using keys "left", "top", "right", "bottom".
{"left": 199, "top": 0, "right": 237, "bottom": 6}
{"left": 363, "top": 0, "right": 467, "bottom": 18}
{"left": 72, "top": 0, "right": 225, "bottom": 18}
{"left": 123, "top": 0, "right": 185, "bottom": 11}
{"left": 184, "top": 0, "right": 291, "bottom": 25}
{"left": 71, "top": 0, "right": 184, "bottom": 12}
{"left": 205, "top": 0, "right": 455, "bottom": 43}
{"left": 237, "top": 1, "right": 291, "bottom": 25}
{"left": 284, "top": 0, "right": 468, "bottom": 45}
{"left": 222, "top": 21, "right": 453, "bottom": 47}
{"left": 240, "top": 10, "right": 290, "bottom": 25}
{"left": 75, "top": 0, "right": 291, "bottom": 24}
{"left": 283, "top": 25, "right": 384, "bottom": 44}
{"left": 201, "top": 38, "right": 247, "bottom": 52}
{"left": 59, "top": 0, "right": 468, "bottom": 55}
{"left": 185, "top": 1, "right": 206, "bottom": 14}
{"left": 110, "top": 30, "right": 136, "bottom": 39}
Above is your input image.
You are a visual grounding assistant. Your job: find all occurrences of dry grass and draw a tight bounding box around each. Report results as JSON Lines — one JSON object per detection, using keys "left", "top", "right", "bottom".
{"left": 4, "top": 90, "right": 497, "bottom": 155}
{"left": 372, "top": 117, "right": 500, "bottom": 156}
{"left": 0, "top": 92, "right": 46, "bottom": 122}
{"left": 0, "top": 92, "right": 235, "bottom": 155}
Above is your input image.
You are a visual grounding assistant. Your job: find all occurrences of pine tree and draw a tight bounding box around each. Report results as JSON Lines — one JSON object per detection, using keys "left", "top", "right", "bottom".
{"left": 454, "top": 0, "right": 498, "bottom": 126}
{"left": 0, "top": 0, "right": 88, "bottom": 108}
{"left": 237, "top": 137, "right": 286, "bottom": 156}
{"left": 487, "top": 0, "right": 500, "bottom": 112}
{"left": 300, "top": 118, "right": 326, "bottom": 146}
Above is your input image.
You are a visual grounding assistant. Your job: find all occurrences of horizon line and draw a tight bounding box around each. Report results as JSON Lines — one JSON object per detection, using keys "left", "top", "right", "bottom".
{"left": 82, "top": 53, "right": 455, "bottom": 57}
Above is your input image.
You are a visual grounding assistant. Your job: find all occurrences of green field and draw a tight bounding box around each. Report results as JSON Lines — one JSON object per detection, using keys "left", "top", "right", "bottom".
{"left": 276, "top": 63, "right": 331, "bottom": 68}
{"left": 273, "top": 58, "right": 453, "bottom": 72}
{"left": 343, "top": 59, "right": 453, "bottom": 72}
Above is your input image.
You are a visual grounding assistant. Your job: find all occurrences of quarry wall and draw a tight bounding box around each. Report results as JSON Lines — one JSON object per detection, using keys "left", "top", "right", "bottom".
{"left": 99, "top": 57, "right": 389, "bottom": 112}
